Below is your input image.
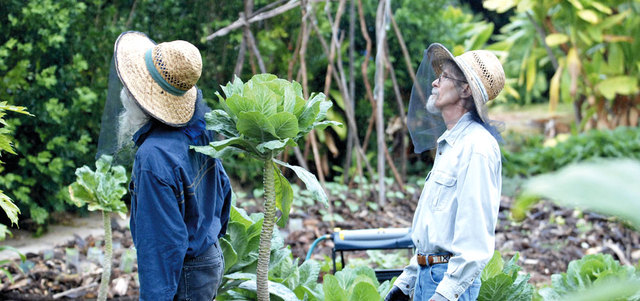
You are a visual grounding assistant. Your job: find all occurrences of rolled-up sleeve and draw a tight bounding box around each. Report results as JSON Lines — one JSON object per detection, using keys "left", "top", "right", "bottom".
{"left": 436, "top": 151, "right": 501, "bottom": 301}
{"left": 132, "top": 170, "right": 188, "bottom": 300}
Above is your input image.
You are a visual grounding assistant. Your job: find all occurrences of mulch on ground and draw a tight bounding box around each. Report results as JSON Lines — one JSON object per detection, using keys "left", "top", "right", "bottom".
{"left": 1, "top": 187, "right": 638, "bottom": 299}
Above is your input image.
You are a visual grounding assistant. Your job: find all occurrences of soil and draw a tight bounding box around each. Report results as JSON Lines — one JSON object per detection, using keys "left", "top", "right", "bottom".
{"left": 1, "top": 184, "right": 639, "bottom": 299}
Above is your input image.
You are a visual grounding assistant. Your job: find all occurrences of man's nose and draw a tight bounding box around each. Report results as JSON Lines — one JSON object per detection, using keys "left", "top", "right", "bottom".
{"left": 432, "top": 77, "right": 439, "bottom": 87}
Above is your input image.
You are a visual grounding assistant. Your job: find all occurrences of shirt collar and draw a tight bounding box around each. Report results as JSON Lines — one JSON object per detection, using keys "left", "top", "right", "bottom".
{"left": 437, "top": 112, "right": 474, "bottom": 147}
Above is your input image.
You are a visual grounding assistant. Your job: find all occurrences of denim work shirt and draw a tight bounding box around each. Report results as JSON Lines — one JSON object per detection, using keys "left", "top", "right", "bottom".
{"left": 395, "top": 113, "right": 502, "bottom": 301}
{"left": 129, "top": 93, "right": 232, "bottom": 300}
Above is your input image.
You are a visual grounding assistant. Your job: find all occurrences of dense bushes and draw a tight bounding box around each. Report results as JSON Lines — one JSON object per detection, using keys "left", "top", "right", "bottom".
{"left": 502, "top": 127, "right": 640, "bottom": 178}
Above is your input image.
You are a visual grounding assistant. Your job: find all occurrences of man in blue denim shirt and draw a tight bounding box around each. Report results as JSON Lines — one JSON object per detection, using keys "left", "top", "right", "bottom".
{"left": 386, "top": 44, "right": 505, "bottom": 301}
{"left": 113, "top": 31, "right": 231, "bottom": 300}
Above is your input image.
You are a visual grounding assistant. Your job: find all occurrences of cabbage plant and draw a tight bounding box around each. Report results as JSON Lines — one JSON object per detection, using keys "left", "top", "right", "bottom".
{"left": 67, "top": 155, "right": 128, "bottom": 301}
{"left": 193, "top": 74, "right": 338, "bottom": 300}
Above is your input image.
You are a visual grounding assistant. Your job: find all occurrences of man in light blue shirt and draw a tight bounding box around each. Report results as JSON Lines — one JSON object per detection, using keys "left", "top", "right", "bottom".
{"left": 386, "top": 43, "right": 505, "bottom": 301}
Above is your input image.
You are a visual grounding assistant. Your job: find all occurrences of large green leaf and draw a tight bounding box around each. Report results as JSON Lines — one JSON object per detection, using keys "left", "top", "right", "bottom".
{"left": 219, "top": 237, "right": 238, "bottom": 274}
{"left": 221, "top": 75, "right": 245, "bottom": 98}
{"left": 243, "top": 81, "right": 278, "bottom": 117}
{"left": 256, "top": 139, "right": 297, "bottom": 154}
{"left": 596, "top": 76, "right": 638, "bottom": 100}
{"left": 323, "top": 274, "right": 348, "bottom": 301}
{"left": 0, "top": 192, "right": 20, "bottom": 226}
{"left": 268, "top": 112, "right": 299, "bottom": 139}
{"left": 481, "top": 251, "right": 505, "bottom": 282}
{"left": 522, "top": 159, "right": 640, "bottom": 228}
{"left": 67, "top": 155, "right": 128, "bottom": 215}
{"left": 349, "top": 281, "right": 381, "bottom": 301}
{"left": 226, "top": 94, "right": 257, "bottom": 117}
{"left": 297, "top": 101, "right": 321, "bottom": 132}
{"left": 273, "top": 159, "right": 328, "bottom": 207}
{"left": 250, "top": 73, "right": 278, "bottom": 83}
{"left": 236, "top": 111, "right": 278, "bottom": 142}
{"left": 274, "top": 166, "right": 294, "bottom": 228}
{"left": 238, "top": 280, "right": 299, "bottom": 301}
{"left": 191, "top": 144, "right": 246, "bottom": 159}
{"left": 282, "top": 85, "right": 297, "bottom": 114}
{"left": 204, "top": 110, "right": 239, "bottom": 138}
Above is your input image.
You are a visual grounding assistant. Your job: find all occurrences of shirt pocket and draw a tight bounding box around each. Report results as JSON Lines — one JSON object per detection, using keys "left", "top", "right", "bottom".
{"left": 430, "top": 170, "right": 457, "bottom": 211}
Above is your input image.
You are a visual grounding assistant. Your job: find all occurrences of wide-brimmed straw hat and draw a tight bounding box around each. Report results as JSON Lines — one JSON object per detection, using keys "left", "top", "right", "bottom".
{"left": 426, "top": 43, "right": 505, "bottom": 123}
{"left": 114, "top": 31, "right": 202, "bottom": 126}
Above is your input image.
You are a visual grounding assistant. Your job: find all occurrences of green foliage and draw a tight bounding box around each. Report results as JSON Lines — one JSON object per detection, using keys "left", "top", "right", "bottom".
{"left": 503, "top": 127, "right": 640, "bottom": 178}
{"left": 322, "top": 265, "right": 393, "bottom": 301}
{"left": 485, "top": 0, "right": 640, "bottom": 123}
{"left": 195, "top": 74, "right": 336, "bottom": 227}
{"left": 0, "top": 101, "right": 30, "bottom": 228}
{"left": 217, "top": 206, "right": 324, "bottom": 301}
{"left": 521, "top": 159, "right": 640, "bottom": 229}
{"left": 538, "top": 254, "right": 640, "bottom": 301}
{"left": 0, "top": 0, "right": 254, "bottom": 229}
{"left": 67, "top": 155, "right": 128, "bottom": 218}
{"left": 478, "top": 251, "right": 534, "bottom": 301}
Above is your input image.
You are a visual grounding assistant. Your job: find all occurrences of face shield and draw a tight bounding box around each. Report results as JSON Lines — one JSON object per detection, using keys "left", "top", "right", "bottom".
{"left": 95, "top": 56, "right": 137, "bottom": 165}
{"left": 407, "top": 49, "right": 446, "bottom": 153}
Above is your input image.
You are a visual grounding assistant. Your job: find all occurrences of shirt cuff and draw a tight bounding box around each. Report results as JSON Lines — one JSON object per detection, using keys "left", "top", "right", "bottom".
{"left": 394, "top": 272, "right": 416, "bottom": 296}
{"left": 435, "top": 276, "right": 466, "bottom": 301}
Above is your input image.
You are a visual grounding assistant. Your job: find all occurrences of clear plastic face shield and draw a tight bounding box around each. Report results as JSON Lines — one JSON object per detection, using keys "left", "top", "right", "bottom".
{"left": 407, "top": 50, "right": 446, "bottom": 153}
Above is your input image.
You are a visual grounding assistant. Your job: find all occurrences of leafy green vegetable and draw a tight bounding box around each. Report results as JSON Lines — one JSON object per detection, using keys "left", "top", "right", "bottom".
{"left": 478, "top": 252, "right": 534, "bottom": 301}
{"left": 196, "top": 74, "right": 340, "bottom": 300}
{"left": 68, "top": 155, "right": 128, "bottom": 218}
{"left": 538, "top": 254, "right": 640, "bottom": 301}
{"left": 67, "top": 155, "right": 128, "bottom": 301}
{"left": 217, "top": 206, "right": 324, "bottom": 301}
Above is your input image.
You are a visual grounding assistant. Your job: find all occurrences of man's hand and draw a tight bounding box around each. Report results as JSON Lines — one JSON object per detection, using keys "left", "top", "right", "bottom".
{"left": 429, "top": 292, "right": 449, "bottom": 301}
{"left": 384, "top": 286, "right": 410, "bottom": 301}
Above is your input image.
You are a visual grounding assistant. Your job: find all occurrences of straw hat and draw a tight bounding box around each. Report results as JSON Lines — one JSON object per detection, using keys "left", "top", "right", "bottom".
{"left": 426, "top": 43, "right": 505, "bottom": 123}
{"left": 114, "top": 31, "right": 202, "bottom": 126}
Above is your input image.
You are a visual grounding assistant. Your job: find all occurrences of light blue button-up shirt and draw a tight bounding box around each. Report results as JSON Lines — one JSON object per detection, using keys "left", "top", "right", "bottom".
{"left": 395, "top": 113, "right": 502, "bottom": 301}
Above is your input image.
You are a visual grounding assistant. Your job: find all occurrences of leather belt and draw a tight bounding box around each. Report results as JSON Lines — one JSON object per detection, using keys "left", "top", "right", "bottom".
{"left": 417, "top": 253, "right": 451, "bottom": 267}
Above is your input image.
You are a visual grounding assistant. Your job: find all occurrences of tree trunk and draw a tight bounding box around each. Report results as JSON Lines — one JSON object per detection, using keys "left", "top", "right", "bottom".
{"left": 256, "top": 160, "right": 276, "bottom": 301}
{"left": 98, "top": 211, "right": 112, "bottom": 301}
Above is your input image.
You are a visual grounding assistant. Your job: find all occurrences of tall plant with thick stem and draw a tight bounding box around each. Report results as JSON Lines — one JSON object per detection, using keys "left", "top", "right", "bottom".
{"left": 67, "top": 155, "right": 128, "bottom": 301}
{"left": 193, "top": 74, "right": 338, "bottom": 300}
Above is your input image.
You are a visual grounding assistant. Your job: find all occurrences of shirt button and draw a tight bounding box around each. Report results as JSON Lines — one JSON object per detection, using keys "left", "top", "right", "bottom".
{"left": 406, "top": 285, "right": 410, "bottom": 288}
{"left": 455, "top": 294, "right": 459, "bottom": 298}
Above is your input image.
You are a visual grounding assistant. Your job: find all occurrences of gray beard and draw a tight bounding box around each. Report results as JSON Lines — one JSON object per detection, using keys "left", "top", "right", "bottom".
{"left": 426, "top": 94, "right": 441, "bottom": 114}
{"left": 117, "top": 88, "right": 149, "bottom": 149}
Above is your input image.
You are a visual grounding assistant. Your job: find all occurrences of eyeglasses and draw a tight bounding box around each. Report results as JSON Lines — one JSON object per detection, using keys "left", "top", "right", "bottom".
{"left": 438, "top": 73, "right": 467, "bottom": 83}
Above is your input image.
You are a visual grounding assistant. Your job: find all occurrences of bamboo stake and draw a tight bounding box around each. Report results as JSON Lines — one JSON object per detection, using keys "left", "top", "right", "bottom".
{"left": 343, "top": 0, "right": 356, "bottom": 184}
{"left": 374, "top": 0, "right": 390, "bottom": 206}
{"left": 383, "top": 40, "right": 407, "bottom": 183}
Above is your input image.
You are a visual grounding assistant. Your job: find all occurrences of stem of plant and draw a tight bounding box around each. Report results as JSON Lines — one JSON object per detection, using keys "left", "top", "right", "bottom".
{"left": 257, "top": 160, "right": 276, "bottom": 301}
{"left": 98, "top": 211, "right": 112, "bottom": 301}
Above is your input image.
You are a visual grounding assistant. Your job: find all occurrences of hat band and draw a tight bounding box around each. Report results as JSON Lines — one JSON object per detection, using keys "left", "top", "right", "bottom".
{"left": 144, "top": 49, "right": 187, "bottom": 96}
{"left": 457, "top": 58, "right": 489, "bottom": 104}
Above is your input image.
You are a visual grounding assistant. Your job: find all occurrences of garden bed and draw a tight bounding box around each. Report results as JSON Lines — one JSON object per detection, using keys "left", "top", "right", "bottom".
{"left": 1, "top": 190, "right": 639, "bottom": 298}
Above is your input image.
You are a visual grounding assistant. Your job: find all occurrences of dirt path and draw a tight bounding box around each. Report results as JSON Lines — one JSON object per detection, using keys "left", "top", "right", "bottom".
{"left": 0, "top": 213, "right": 128, "bottom": 261}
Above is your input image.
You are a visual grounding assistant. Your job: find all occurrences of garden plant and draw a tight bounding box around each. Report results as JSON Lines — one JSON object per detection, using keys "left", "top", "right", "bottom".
{"left": 67, "top": 155, "right": 128, "bottom": 301}
{"left": 194, "top": 73, "right": 340, "bottom": 300}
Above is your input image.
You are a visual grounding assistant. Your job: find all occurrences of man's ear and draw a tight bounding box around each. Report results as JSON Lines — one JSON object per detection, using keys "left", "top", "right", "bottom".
{"left": 460, "top": 83, "right": 472, "bottom": 98}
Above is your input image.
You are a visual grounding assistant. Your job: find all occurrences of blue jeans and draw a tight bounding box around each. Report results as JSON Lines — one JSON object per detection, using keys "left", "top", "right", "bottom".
{"left": 413, "top": 263, "right": 480, "bottom": 301}
{"left": 174, "top": 241, "right": 225, "bottom": 301}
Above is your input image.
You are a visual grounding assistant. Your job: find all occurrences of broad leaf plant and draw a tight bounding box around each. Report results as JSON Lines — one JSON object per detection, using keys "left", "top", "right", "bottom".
{"left": 193, "top": 74, "right": 340, "bottom": 300}
{"left": 67, "top": 155, "right": 128, "bottom": 301}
